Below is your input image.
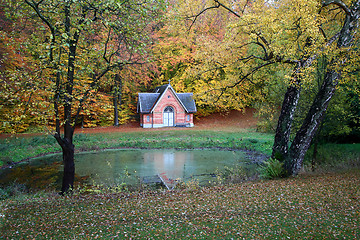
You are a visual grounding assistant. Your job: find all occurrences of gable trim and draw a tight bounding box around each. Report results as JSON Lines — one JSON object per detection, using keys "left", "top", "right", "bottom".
{"left": 150, "top": 85, "right": 189, "bottom": 113}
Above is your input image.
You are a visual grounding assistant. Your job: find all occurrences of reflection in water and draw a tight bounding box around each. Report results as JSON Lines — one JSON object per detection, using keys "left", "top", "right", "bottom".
{"left": 144, "top": 151, "right": 189, "bottom": 180}
{"left": 1, "top": 149, "right": 257, "bottom": 188}
{"left": 74, "top": 149, "right": 250, "bottom": 186}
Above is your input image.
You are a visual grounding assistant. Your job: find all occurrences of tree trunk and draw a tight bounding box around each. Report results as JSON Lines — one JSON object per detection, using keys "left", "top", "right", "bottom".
{"left": 311, "top": 139, "right": 318, "bottom": 172}
{"left": 60, "top": 138, "right": 75, "bottom": 194}
{"left": 285, "top": 70, "right": 339, "bottom": 175}
{"left": 114, "top": 95, "right": 119, "bottom": 126}
{"left": 54, "top": 125, "right": 75, "bottom": 194}
{"left": 113, "top": 74, "right": 122, "bottom": 126}
{"left": 272, "top": 0, "right": 360, "bottom": 176}
{"left": 272, "top": 63, "right": 302, "bottom": 161}
{"left": 55, "top": 3, "right": 78, "bottom": 194}
{"left": 272, "top": 84, "right": 300, "bottom": 161}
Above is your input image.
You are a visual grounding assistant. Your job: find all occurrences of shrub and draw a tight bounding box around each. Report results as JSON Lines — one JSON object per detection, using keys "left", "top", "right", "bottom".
{"left": 221, "top": 165, "right": 247, "bottom": 184}
{"left": 0, "top": 188, "right": 10, "bottom": 200}
{"left": 259, "top": 158, "right": 285, "bottom": 179}
{"left": 0, "top": 182, "right": 28, "bottom": 200}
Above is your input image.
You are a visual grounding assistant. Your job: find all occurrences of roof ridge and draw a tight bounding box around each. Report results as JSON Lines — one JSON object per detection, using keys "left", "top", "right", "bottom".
{"left": 138, "top": 84, "right": 196, "bottom": 113}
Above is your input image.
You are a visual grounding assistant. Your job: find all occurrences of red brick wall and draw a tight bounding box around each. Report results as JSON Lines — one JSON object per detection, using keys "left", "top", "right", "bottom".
{"left": 153, "top": 88, "right": 185, "bottom": 125}
{"left": 140, "top": 88, "right": 194, "bottom": 127}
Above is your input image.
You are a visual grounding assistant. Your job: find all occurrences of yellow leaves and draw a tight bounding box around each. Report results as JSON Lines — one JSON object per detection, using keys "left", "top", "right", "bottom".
{"left": 234, "top": 0, "right": 327, "bottom": 60}
{"left": 161, "top": 0, "right": 344, "bottom": 112}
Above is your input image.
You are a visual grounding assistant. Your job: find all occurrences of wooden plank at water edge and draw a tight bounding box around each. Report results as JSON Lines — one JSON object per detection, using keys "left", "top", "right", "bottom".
{"left": 141, "top": 175, "right": 162, "bottom": 184}
{"left": 158, "top": 172, "right": 177, "bottom": 190}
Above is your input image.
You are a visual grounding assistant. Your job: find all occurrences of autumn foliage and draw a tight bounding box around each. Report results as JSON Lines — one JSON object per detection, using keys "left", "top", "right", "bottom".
{"left": 1, "top": 171, "right": 359, "bottom": 238}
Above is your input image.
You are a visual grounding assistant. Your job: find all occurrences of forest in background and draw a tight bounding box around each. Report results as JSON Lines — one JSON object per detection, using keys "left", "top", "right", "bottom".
{"left": 0, "top": 0, "right": 359, "bottom": 143}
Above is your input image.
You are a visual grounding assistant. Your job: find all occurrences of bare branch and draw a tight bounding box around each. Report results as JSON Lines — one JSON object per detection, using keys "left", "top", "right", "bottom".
{"left": 213, "top": 0, "right": 241, "bottom": 18}
{"left": 209, "top": 61, "right": 276, "bottom": 103}
{"left": 319, "top": 26, "right": 328, "bottom": 41}
{"left": 25, "top": 0, "right": 55, "bottom": 36}
{"left": 188, "top": 0, "right": 243, "bottom": 31}
{"left": 22, "top": 91, "right": 34, "bottom": 115}
{"left": 241, "top": 0, "right": 251, "bottom": 14}
{"left": 228, "top": 61, "right": 276, "bottom": 90}
{"left": 188, "top": 4, "right": 221, "bottom": 31}
{"left": 322, "top": 0, "right": 352, "bottom": 15}
{"left": 103, "top": 28, "right": 111, "bottom": 63}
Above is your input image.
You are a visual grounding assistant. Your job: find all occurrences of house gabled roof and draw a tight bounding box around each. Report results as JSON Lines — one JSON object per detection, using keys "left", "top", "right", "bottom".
{"left": 137, "top": 83, "right": 197, "bottom": 114}
{"left": 137, "top": 93, "right": 160, "bottom": 113}
{"left": 177, "top": 93, "right": 197, "bottom": 113}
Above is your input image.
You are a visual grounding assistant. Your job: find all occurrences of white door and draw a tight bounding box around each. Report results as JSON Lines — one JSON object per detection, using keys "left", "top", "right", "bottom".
{"left": 163, "top": 106, "right": 174, "bottom": 127}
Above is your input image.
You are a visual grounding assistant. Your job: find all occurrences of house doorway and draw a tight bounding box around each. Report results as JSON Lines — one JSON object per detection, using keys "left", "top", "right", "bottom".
{"left": 163, "top": 106, "right": 174, "bottom": 127}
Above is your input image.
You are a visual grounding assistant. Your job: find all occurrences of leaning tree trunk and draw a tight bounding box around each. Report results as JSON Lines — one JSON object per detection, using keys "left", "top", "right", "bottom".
{"left": 274, "top": 0, "right": 360, "bottom": 176}
{"left": 272, "top": 84, "right": 301, "bottom": 160}
{"left": 272, "top": 64, "right": 302, "bottom": 161}
{"left": 285, "top": 70, "right": 339, "bottom": 175}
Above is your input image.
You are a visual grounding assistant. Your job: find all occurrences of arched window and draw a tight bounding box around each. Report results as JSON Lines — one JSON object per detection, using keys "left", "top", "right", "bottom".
{"left": 163, "top": 106, "right": 174, "bottom": 127}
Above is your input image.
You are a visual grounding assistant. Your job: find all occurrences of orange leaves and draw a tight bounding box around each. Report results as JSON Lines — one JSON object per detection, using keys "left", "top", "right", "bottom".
{"left": 1, "top": 171, "right": 360, "bottom": 238}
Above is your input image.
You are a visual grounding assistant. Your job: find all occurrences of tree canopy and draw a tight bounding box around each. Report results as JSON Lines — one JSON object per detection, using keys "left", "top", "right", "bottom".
{"left": 0, "top": 0, "right": 164, "bottom": 193}
{"left": 153, "top": 0, "right": 360, "bottom": 175}
{"left": 0, "top": 0, "right": 359, "bottom": 186}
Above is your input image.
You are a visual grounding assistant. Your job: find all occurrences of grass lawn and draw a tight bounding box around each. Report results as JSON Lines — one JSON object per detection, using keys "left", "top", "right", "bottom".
{"left": 1, "top": 170, "right": 359, "bottom": 239}
{"left": 1, "top": 127, "right": 360, "bottom": 238}
{"left": 0, "top": 129, "right": 274, "bottom": 167}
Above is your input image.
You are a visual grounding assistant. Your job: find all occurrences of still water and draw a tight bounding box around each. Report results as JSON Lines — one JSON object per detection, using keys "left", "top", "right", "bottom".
{"left": 1, "top": 149, "right": 260, "bottom": 188}
{"left": 75, "top": 149, "right": 256, "bottom": 185}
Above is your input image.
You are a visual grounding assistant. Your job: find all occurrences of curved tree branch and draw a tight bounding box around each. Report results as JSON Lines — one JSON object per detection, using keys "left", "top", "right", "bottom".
{"left": 213, "top": 0, "right": 241, "bottom": 18}
{"left": 188, "top": 4, "right": 221, "bottom": 31}
{"left": 24, "top": 0, "right": 55, "bottom": 35}
{"left": 322, "top": 0, "right": 352, "bottom": 15}
{"left": 188, "top": 0, "right": 244, "bottom": 31}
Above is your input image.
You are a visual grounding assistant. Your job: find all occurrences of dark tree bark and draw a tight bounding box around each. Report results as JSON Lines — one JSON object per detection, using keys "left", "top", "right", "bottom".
{"left": 275, "top": 0, "right": 360, "bottom": 176}
{"left": 285, "top": 70, "right": 339, "bottom": 175}
{"left": 55, "top": 131, "right": 75, "bottom": 194}
{"left": 311, "top": 117, "right": 324, "bottom": 171}
{"left": 272, "top": 85, "right": 300, "bottom": 160}
{"left": 55, "top": 2, "right": 81, "bottom": 194}
{"left": 61, "top": 3, "right": 76, "bottom": 193}
{"left": 61, "top": 140, "right": 75, "bottom": 193}
{"left": 272, "top": 63, "right": 302, "bottom": 161}
{"left": 113, "top": 74, "right": 123, "bottom": 126}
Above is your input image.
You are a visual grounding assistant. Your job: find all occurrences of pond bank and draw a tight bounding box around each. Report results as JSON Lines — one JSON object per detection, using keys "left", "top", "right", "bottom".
{"left": 0, "top": 148, "right": 267, "bottom": 191}
{"left": 0, "top": 129, "right": 274, "bottom": 168}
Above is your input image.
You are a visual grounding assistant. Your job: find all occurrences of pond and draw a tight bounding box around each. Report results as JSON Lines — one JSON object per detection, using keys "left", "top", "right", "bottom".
{"left": 0, "top": 149, "right": 264, "bottom": 190}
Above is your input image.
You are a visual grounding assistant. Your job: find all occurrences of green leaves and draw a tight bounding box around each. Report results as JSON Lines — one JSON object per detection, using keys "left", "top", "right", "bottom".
{"left": 1, "top": 0, "right": 165, "bottom": 133}
{"left": 258, "top": 158, "right": 286, "bottom": 179}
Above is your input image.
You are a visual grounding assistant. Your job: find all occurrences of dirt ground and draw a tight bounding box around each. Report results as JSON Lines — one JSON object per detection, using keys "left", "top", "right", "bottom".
{"left": 0, "top": 109, "right": 258, "bottom": 138}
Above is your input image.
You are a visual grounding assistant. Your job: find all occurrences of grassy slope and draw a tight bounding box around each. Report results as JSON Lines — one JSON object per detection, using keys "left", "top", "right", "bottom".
{"left": 0, "top": 129, "right": 274, "bottom": 167}
{"left": 1, "top": 170, "right": 359, "bottom": 239}
{"left": 1, "top": 128, "right": 359, "bottom": 171}
{"left": 1, "top": 115, "right": 360, "bottom": 238}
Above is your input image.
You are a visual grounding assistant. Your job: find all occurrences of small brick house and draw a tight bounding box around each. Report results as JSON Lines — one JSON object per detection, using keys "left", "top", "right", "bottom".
{"left": 137, "top": 82, "right": 197, "bottom": 128}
